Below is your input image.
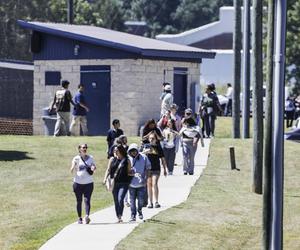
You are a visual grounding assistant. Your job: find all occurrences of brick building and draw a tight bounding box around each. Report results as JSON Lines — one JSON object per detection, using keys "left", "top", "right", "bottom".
{"left": 18, "top": 21, "right": 215, "bottom": 136}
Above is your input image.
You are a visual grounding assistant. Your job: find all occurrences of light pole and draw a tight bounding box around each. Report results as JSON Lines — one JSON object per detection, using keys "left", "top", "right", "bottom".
{"left": 68, "top": 0, "right": 74, "bottom": 24}
{"left": 271, "top": 0, "right": 287, "bottom": 249}
{"left": 233, "top": 0, "right": 242, "bottom": 138}
{"left": 242, "top": 0, "right": 251, "bottom": 138}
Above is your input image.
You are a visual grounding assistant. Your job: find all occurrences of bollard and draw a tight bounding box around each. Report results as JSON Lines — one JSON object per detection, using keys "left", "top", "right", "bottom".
{"left": 229, "top": 146, "right": 237, "bottom": 170}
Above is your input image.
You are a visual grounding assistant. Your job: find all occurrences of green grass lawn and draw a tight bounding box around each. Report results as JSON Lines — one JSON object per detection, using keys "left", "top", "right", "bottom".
{"left": 1, "top": 117, "right": 299, "bottom": 249}
{"left": 0, "top": 136, "right": 138, "bottom": 250}
{"left": 116, "top": 118, "right": 300, "bottom": 249}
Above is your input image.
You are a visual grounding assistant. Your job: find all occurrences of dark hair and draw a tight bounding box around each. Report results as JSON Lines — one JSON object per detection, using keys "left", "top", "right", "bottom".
{"left": 183, "top": 117, "right": 197, "bottom": 126}
{"left": 210, "top": 83, "right": 216, "bottom": 91}
{"left": 116, "top": 144, "right": 127, "bottom": 158}
{"left": 227, "top": 83, "right": 232, "bottom": 87}
{"left": 163, "top": 82, "right": 171, "bottom": 87}
{"left": 118, "top": 135, "right": 127, "bottom": 144}
{"left": 61, "top": 80, "right": 70, "bottom": 88}
{"left": 168, "top": 119, "right": 177, "bottom": 131}
{"left": 144, "top": 119, "right": 156, "bottom": 130}
{"left": 148, "top": 131, "right": 158, "bottom": 140}
{"left": 206, "top": 84, "right": 214, "bottom": 92}
{"left": 78, "top": 83, "right": 84, "bottom": 89}
{"left": 112, "top": 119, "right": 120, "bottom": 126}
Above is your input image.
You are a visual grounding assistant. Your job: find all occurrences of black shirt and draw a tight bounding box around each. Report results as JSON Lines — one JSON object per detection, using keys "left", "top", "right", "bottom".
{"left": 142, "top": 127, "right": 162, "bottom": 144}
{"left": 110, "top": 157, "right": 131, "bottom": 184}
{"left": 106, "top": 128, "right": 124, "bottom": 148}
{"left": 144, "top": 144, "right": 164, "bottom": 171}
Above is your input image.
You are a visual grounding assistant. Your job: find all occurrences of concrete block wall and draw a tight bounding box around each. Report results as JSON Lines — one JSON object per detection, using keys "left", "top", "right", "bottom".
{"left": 33, "top": 59, "right": 199, "bottom": 136}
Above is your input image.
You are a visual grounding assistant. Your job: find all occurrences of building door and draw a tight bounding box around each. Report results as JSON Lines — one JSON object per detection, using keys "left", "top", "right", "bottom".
{"left": 80, "top": 65, "right": 110, "bottom": 135}
{"left": 173, "top": 67, "right": 188, "bottom": 116}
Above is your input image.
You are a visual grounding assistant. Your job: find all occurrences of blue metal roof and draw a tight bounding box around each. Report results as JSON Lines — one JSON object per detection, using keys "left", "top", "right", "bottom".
{"left": 18, "top": 20, "right": 216, "bottom": 60}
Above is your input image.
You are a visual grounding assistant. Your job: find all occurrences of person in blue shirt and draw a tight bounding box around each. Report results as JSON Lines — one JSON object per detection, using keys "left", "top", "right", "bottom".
{"left": 70, "top": 84, "right": 89, "bottom": 136}
{"left": 127, "top": 143, "right": 151, "bottom": 221}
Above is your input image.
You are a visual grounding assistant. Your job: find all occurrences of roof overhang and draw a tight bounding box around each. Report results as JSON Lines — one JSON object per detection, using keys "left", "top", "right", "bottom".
{"left": 18, "top": 20, "right": 216, "bottom": 61}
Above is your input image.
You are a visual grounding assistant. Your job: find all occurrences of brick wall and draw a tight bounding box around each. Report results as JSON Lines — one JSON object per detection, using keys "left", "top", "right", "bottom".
{"left": 0, "top": 118, "right": 33, "bottom": 135}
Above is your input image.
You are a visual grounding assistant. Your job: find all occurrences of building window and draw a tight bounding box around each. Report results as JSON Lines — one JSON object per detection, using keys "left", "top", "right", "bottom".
{"left": 45, "top": 71, "right": 61, "bottom": 85}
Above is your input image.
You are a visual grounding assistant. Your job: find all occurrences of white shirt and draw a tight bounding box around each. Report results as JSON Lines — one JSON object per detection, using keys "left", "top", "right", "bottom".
{"left": 161, "top": 93, "right": 173, "bottom": 116}
{"left": 72, "top": 155, "right": 95, "bottom": 184}
{"left": 226, "top": 86, "right": 233, "bottom": 99}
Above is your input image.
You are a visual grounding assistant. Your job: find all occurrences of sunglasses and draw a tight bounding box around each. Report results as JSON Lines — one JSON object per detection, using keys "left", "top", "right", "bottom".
{"left": 81, "top": 146, "right": 88, "bottom": 149}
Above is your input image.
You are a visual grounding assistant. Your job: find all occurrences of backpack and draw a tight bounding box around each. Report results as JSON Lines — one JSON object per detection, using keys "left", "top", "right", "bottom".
{"left": 55, "top": 89, "right": 66, "bottom": 111}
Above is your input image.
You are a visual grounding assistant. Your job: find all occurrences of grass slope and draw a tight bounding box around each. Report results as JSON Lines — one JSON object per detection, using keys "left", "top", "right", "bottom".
{"left": 0, "top": 136, "right": 136, "bottom": 250}
{"left": 1, "top": 117, "right": 299, "bottom": 249}
{"left": 117, "top": 139, "right": 300, "bottom": 249}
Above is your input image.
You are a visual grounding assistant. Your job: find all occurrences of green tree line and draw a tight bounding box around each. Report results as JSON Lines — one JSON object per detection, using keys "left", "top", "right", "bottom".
{"left": 0, "top": 0, "right": 232, "bottom": 60}
{"left": 0, "top": 0, "right": 299, "bottom": 90}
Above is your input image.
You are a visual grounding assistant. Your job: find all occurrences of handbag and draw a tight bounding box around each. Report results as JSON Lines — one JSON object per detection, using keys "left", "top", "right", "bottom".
{"left": 80, "top": 156, "right": 94, "bottom": 175}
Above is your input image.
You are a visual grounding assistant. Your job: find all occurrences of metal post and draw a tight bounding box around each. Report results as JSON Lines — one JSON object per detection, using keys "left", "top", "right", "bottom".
{"left": 242, "top": 0, "right": 250, "bottom": 138}
{"left": 251, "top": 0, "right": 263, "bottom": 195}
{"left": 263, "top": 0, "right": 275, "bottom": 248}
{"left": 229, "top": 146, "right": 236, "bottom": 170}
{"left": 271, "top": 0, "right": 287, "bottom": 249}
{"left": 233, "top": 0, "right": 242, "bottom": 138}
{"left": 67, "top": 0, "right": 74, "bottom": 24}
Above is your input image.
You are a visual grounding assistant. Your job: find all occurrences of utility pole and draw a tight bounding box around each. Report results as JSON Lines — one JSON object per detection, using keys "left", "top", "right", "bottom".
{"left": 242, "top": 0, "right": 251, "bottom": 138}
{"left": 271, "top": 0, "right": 287, "bottom": 249}
{"left": 67, "top": 0, "right": 74, "bottom": 24}
{"left": 263, "top": 0, "right": 275, "bottom": 248}
{"left": 251, "top": 0, "right": 263, "bottom": 195}
{"left": 233, "top": 0, "right": 242, "bottom": 138}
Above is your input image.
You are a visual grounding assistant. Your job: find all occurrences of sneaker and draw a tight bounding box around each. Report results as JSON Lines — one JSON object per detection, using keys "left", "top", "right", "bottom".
{"left": 184, "top": 172, "right": 187, "bottom": 175}
{"left": 147, "top": 203, "right": 153, "bottom": 208}
{"left": 85, "top": 216, "right": 91, "bottom": 224}
{"left": 129, "top": 217, "right": 136, "bottom": 222}
{"left": 78, "top": 218, "right": 83, "bottom": 224}
{"left": 117, "top": 217, "right": 123, "bottom": 223}
{"left": 138, "top": 213, "right": 143, "bottom": 220}
{"left": 168, "top": 171, "right": 173, "bottom": 175}
{"left": 154, "top": 202, "right": 161, "bottom": 208}
{"left": 188, "top": 173, "right": 194, "bottom": 175}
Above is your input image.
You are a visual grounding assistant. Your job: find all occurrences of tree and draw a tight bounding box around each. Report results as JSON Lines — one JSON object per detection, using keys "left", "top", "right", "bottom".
{"left": 123, "top": 0, "right": 180, "bottom": 37}
{"left": 286, "top": 0, "right": 300, "bottom": 94}
{"left": 172, "top": 0, "right": 233, "bottom": 35}
{"left": 92, "top": 0, "right": 125, "bottom": 30}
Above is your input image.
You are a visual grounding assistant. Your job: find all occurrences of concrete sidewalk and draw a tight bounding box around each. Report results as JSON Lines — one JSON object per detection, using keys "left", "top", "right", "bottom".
{"left": 40, "top": 139, "right": 211, "bottom": 250}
